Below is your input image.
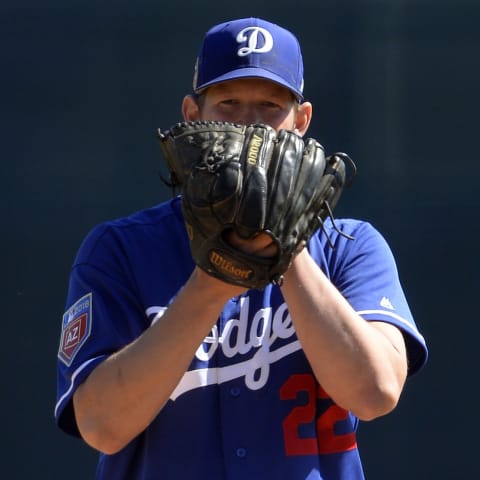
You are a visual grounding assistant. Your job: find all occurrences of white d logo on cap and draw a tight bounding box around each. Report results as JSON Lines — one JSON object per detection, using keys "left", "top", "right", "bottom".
{"left": 236, "top": 27, "right": 274, "bottom": 57}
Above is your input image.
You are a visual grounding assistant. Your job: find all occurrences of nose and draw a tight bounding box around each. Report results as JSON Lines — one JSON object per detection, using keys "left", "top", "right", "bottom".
{"left": 236, "top": 106, "right": 262, "bottom": 126}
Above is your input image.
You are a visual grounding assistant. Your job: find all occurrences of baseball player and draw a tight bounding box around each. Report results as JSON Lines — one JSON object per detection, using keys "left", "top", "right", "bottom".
{"left": 55, "top": 17, "right": 428, "bottom": 479}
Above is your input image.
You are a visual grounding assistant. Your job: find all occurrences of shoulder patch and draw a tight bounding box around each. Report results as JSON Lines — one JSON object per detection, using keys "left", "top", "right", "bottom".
{"left": 58, "top": 293, "right": 92, "bottom": 366}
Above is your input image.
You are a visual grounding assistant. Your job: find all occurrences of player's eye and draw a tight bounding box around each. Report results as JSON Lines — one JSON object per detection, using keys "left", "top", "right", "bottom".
{"left": 219, "top": 99, "right": 239, "bottom": 106}
{"left": 261, "top": 101, "right": 282, "bottom": 110}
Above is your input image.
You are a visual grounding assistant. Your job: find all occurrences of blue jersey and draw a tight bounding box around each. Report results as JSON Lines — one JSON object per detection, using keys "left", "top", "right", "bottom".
{"left": 55, "top": 196, "right": 427, "bottom": 480}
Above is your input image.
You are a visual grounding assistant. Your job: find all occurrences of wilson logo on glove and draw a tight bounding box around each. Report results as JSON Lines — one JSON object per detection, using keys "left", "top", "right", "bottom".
{"left": 209, "top": 250, "right": 254, "bottom": 281}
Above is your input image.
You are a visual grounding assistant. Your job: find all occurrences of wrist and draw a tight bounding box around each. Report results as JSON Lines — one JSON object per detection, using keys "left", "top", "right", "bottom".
{"left": 190, "top": 267, "right": 247, "bottom": 300}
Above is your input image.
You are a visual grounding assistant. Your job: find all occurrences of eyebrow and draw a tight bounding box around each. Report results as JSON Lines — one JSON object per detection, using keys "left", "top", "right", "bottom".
{"left": 209, "top": 80, "right": 292, "bottom": 97}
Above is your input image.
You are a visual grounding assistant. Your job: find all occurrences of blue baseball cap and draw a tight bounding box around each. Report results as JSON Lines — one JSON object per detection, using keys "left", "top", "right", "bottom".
{"left": 193, "top": 18, "right": 305, "bottom": 100}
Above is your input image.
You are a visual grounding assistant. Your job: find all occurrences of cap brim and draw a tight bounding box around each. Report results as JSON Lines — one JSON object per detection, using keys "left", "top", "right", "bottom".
{"left": 195, "top": 67, "right": 304, "bottom": 101}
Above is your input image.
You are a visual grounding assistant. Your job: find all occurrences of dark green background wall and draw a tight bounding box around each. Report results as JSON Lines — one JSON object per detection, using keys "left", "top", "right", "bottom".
{"left": 3, "top": 0, "right": 479, "bottom": 478}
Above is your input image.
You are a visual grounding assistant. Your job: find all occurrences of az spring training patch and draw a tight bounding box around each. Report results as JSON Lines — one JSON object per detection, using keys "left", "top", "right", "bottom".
{"left": 58, "top": 293, "right": 92, "bottom": 366}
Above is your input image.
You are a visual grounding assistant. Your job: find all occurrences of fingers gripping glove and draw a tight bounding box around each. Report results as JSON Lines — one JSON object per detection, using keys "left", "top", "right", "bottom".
{"left": 158, "top": 121, "right": 350, "bottom": 289}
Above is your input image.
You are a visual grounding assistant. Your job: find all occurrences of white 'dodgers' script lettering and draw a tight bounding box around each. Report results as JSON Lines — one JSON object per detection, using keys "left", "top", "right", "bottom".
{"left": 152, "top": 296, "right": 301, "bottom": 400}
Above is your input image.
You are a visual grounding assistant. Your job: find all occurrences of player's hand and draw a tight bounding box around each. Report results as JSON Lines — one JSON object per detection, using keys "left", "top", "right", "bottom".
{"left": 158, "top": 121, "right": 351, "bottom": 289}
{"left": 225, "top": 230, "right": 279, "bottom": 258}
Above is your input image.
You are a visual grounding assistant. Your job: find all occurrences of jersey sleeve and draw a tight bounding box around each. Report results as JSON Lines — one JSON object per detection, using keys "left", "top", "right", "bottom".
{"left": 312, "top": 220, "right": 428, "bottom": 375}
{"left": 54, "top": 225, "right": 149, "bottom": 437}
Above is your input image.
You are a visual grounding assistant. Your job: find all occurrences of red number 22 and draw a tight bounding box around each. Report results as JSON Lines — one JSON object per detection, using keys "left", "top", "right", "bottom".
{"left": 280, "top": 373, "right": 357, "bottom": 456}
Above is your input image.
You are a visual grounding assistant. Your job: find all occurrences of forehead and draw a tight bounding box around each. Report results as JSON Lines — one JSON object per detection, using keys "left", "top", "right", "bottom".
{"left": 205, "top": 78, "right": 295, "bottom": 99}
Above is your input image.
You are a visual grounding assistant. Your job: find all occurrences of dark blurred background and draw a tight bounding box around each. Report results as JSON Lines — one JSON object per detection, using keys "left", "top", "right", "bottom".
{"left": 2, "top": 0, "right": 479, "bottom": 478}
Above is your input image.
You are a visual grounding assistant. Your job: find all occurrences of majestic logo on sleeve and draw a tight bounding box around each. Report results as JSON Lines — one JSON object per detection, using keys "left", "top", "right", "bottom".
{"left": 236, "top": 27, "right": 274, "bottom": 57}
{"left": 148, "top": 296, "right": 301, "bottom": 401}
{"left": 58, "top": 293, "right": 92, "bottom": 366}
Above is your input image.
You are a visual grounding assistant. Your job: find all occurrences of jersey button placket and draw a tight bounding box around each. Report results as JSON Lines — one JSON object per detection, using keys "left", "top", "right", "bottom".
{"left": 229, "top": 386, "right": 241, "bottom": 397}
{"left": 235, "top": 447, "right": 247, "bottom": 458}
{"left": 230, "top": 388, "right": 245, "bottom": 458}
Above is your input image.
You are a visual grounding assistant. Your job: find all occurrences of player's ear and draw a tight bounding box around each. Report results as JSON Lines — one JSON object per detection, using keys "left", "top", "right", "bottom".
{"left": 182, "top": 95, "right": 200, "bottom": 121}
{"left": 293, "top": 101, "right": 312, "bottom": 136}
